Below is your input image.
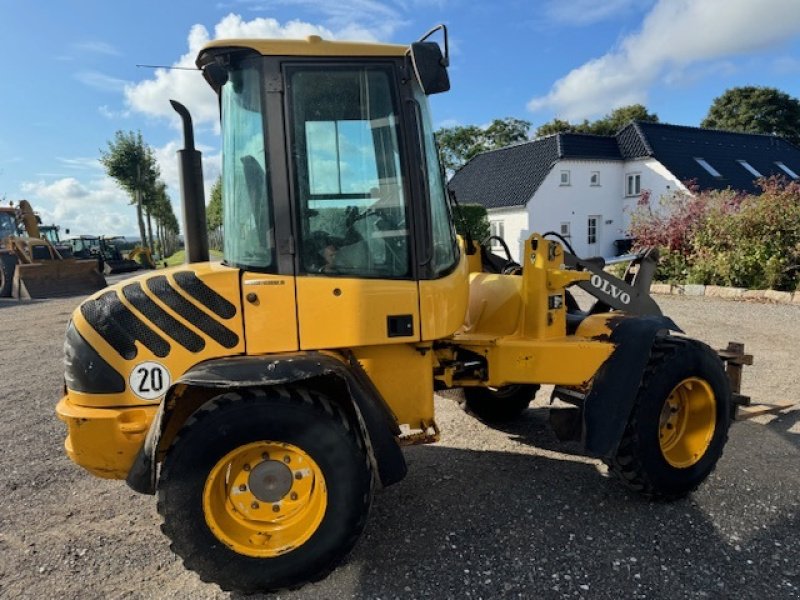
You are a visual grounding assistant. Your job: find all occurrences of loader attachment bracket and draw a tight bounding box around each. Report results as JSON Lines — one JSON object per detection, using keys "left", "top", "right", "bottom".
{"left": 563, "top": 250, "right": 662, "bottom": 316}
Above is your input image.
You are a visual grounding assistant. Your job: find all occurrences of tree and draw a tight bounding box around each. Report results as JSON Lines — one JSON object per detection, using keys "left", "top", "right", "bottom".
{"left": 534, "top": 104, "right": 658, "bottom": 138}
{"left": 207, "top": 176, "right": 223, "bottom": 230}
{"left": 435, "top": 117, "right": 531, "bottom": 174}
{"left": 701, "top": 86, "right": 800, "bottom": 145}
{"left": 454, "top": 203, "right": 490, "bottom": 242}
{"left": 100, "top": 131, "right": 160, "bottom": 246}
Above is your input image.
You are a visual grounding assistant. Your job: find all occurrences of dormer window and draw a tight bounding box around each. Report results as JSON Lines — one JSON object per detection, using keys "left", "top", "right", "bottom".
{"left": 590, "top": 171, "right": 600, "bottom": 186}
{"left": 775, "top": 161, "right": 799, "bottom": 179}
{"left": 694, "top": 157, "right": 723, "bottom": 178}
{"left": 560, "top": 170, "right": 570, "bottom": 186}
{"left": 737, "top": 160, "right": 762, "bottom": 178}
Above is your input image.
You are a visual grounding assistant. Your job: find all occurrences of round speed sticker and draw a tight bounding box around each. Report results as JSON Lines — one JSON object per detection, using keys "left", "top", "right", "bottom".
{"left": 129, "top": 361, "right": 171, "bottom": 400}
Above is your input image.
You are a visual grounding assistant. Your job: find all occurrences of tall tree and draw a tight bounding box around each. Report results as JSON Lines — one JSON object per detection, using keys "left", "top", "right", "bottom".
{"left": 701, "top": 86, "right": 800, "bottom": 145}
{"left": 100, "top": 131, "right": 160, "bottom": 245}
{"left": 535, "top": 104, "right": 658, "bottom": 138}
{"left": 207, "top": 176, "right": 223, "bottom": 230}
{"left": 435, "top": 117, "right": 531, "bottom": 174}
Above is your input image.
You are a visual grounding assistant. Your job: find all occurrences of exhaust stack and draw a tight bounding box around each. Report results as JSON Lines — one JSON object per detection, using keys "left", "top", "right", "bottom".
{"left": 171, "top": 100, "right": 209, "bottom": 264}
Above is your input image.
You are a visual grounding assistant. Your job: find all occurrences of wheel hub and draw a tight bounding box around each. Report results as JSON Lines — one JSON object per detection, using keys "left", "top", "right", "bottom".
{"left": 248, "top": 460, "right": 293, "bottom": 503}
{"left": 658, "top": 377, "right": 716, "bottom": 468}
{"left": 202, "top": 441, "right": 327, "bottom": 558}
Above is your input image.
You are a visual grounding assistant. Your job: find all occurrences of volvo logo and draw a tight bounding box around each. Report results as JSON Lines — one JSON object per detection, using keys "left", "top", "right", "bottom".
{"left": 589, "top": 274, "right": 631, "bottom": 305}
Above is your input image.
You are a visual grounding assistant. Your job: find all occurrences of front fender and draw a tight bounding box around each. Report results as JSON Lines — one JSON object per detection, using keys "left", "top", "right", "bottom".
{"left": 582, "top": 315, "right": 682, "bottom": 457}
{"left": 126, "top": 352, "right": 406, "bottom": 494}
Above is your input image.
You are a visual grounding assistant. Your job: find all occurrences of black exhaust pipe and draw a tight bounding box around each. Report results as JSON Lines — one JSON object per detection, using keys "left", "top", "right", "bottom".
{"left": 171, "top": 99, "right": 209, "bottom": 264}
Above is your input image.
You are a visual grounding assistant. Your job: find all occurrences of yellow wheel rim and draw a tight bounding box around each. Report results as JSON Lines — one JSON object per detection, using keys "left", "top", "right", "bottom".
{"left": 658, "top": 377, "right": 717, "bottom": 468}
{"left": 202, "top": 441, "right": 327, "bottom": 558}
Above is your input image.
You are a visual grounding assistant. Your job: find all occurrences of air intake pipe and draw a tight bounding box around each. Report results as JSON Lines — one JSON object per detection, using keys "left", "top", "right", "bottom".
{"left": 171, "top": 100, "right": 209, "bottom": 264}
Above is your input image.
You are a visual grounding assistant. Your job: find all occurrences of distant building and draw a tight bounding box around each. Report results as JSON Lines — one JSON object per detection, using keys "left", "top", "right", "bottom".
{"left": 448, "top": 121, "right": 800, "bottom": 260}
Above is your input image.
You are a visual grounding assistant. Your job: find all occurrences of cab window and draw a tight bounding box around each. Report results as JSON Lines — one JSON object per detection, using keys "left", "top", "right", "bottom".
{"left": 288, "top": 66, "right": 410, "bottom": 278}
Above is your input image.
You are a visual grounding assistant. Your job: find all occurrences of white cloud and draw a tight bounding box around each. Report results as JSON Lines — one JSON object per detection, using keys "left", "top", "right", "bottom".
{"left": 73, "top": 41, "right": 121, "bottom": 56}
{"left": 545, "top": 0, "right": 652, "bottom": 26}
{"left": 20, "top": 177, "right": 138, "bottom": 236}
{"left": 75, "top": 71, "right": 130, "bottom": 93}
{"left": 217, "top": 0, "right": 403, "bottom": 39}
{"left": 56, "top": 157, "right": 104, "bottom": 171}
{"left": 124, "top": 14, "right": 337, "bottom": 128}
{"left": 528, "top": 0, "right": 800, "bottom": 120}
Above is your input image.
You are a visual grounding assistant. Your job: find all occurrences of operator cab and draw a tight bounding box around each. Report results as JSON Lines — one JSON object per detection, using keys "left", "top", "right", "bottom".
{"left": 195, "top": 29, "right": 468, "bottom": 349}
{"left": 197, "top": 31, "right": 458, "bottom": 283}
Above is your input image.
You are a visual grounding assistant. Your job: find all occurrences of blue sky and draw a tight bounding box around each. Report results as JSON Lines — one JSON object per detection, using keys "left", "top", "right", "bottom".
{"left": 2, "top": 0, "right": 800, "bottom": 236}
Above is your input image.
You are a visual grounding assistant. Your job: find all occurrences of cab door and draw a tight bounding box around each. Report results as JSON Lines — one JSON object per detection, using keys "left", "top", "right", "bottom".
{"left": 285, "top": 63, "right": 420, "bottom": 350}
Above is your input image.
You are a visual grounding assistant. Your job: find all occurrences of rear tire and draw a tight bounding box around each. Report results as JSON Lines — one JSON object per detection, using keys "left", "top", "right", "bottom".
{"left": 0, "top": 253, "right": 17, "bottom": 298}
{"left": 461, "top": 385, "right": 539, "bottom": 423}
{"left": 158, "top": 386, "right": 373, "bottom": 594}
{"left": 605, "top": 337, "right": 731, "bottom": 500}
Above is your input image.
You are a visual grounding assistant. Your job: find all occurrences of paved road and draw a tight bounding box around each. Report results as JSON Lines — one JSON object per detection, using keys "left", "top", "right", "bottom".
{"left": 0, "top": 292, "right": 797, "bottom": 599}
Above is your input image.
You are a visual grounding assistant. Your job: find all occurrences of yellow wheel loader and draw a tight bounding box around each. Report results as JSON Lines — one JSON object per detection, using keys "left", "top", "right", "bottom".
{"left": 56, "top": 27, "right": 751, "bottom": 593}
{"left": 0, "top": 201, "right": 106, "bottom": 299}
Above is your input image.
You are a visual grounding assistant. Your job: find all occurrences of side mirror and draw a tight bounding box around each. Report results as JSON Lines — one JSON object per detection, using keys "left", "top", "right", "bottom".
{"left": 409, "top": 42, "right": 450, "bottom": 95}
{"left": 409, "top": 25, "right": 450, "bottom": 95}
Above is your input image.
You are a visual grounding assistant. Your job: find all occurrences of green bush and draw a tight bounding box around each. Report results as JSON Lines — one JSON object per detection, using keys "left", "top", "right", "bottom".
{"left": 629, "top": 178, "right": 800, "bottom": 290}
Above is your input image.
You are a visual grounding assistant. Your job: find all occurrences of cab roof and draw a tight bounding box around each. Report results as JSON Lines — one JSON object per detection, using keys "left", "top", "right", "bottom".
{"left": 199, "top": 35, "right": 408, "bottom": 59}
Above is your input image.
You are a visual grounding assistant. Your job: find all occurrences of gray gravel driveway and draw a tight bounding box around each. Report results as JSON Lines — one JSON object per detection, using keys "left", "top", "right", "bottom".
{"left": 0, "top": 293, "right": 797, "bottom": 599}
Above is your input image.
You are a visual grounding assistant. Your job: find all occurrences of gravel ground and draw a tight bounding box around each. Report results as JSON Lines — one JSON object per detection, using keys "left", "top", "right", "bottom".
{"left": 0, "top": 292, "right": 797, "bottom": 599}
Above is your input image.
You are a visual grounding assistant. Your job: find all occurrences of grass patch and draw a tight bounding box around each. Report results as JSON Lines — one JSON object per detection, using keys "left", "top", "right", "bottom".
{"left": 162, "top": 249, "right": 223, "bottom": 268}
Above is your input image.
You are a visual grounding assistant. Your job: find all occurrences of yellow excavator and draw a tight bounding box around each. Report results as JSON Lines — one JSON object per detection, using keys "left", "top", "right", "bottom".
{"left": 0, "top": 200, "right": 106, "bottom": 299}
{"left": 56, "top": 28, "right": 756, "bottom": 593}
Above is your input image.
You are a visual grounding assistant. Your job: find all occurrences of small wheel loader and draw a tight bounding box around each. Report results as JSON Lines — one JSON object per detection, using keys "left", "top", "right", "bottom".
{"left": 0, "top": 200, "right": 106, "bottom": 299}
{"left": 57, "top": 28, "right": 752, "bottom": 593}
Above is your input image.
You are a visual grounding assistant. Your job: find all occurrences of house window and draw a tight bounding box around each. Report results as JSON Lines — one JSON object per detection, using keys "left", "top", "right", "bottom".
{"left": 737, "top": 160, "right": 762, "bottom": 178}
{"left": 489, "top": 220, "right": 505, "bottom": 249}
{"left": 626, "top": 173, "right": 641, "bottom": 196}
{"left": 560, "top": 170, "right": 570, "bottom": 186}
{"left": 694, "top": 157, "right": 723, "bottom": 178}
{"left": 775, "top": 161, "right": 799, "bottom": 179}
{"left": 587, "top": 216, "right": 599, "bottom": 246}
{"left": 560, "top": 222, "right": 571, "bottom": 239}
{"left": 590, "top": 171, "right": 600, "bottom": 186}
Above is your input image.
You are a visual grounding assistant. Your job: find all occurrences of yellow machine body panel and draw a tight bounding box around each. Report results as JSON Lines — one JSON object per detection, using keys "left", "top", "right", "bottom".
{"left": 295, "top": 276, "right": 420, "bottom": 350}
{"left": 202, "top": 36, "right": 407, "bottom": 58}
{"left": 67, "top": 262, "right": 245, "bottom": 408}
{"left": 462, "top": 272, "right": 523, "bottom": 337}
{"left": 352, "top": 344, "right": 434, "bottom": 430}
{"left": 418, "top": 251, "right": 470, "bottom": 341}
{"left": 241, "top": 272, "right": 299, "bottom": 354}
{"left": 57, "top": 397, "right": 157, "bottom": 479}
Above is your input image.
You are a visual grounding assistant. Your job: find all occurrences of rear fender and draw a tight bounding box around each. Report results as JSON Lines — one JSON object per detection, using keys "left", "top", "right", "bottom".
{"left": 126, "top": 351, "right": 407, "bottom": 494}
{"left": 582, "top": 315, "right": 682, "bottom": 457}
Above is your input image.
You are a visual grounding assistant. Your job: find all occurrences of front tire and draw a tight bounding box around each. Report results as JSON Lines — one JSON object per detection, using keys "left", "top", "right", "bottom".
{"left": 605, "top": 337, "right": 731, "bottom": 500}
{"left": 461, "top": 385, "right": 539, "bottom": 423}
{"left": 158, "top": 387, "right": 373, "bottom": 594}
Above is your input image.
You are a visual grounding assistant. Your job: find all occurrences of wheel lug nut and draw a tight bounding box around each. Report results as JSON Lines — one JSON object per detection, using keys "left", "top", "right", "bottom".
{"left": 243, "top": 464, "right": 251, "bottom": 472}
{"left": 283, "top": 455, "right": 291, "bottom": 464}
{"left": 251, "top": 501, "right": 259, "bottom": 509}
{"left": 290, "top": 492, "right": 298, "bottom": 501}
{"left": 272, "top": 504, "right": 280, "bottom": 512}
{"left": 239, "top": 484, "right": 247, "bottom": 492}
{"left": 294, "top": 472, "right": 303, "bottom": 480}
{"left": 261, "top": 452, "right": 269, "bottom": 460}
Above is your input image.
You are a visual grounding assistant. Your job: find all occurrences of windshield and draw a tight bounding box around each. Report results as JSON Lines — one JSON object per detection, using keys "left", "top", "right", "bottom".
{"left": 221, "top": 57, "right": 273, "bottom": 270}
{"left": 0, "top": 212, "right": 16, "bottom": 241}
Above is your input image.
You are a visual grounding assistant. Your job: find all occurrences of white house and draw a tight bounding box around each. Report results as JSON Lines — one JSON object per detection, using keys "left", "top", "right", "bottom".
{"left": 449, "top": 121, "right": 800, "bottom": 261}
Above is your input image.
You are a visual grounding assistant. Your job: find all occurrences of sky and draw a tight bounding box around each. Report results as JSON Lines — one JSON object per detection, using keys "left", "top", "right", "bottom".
{"left": 2, "top": 0, "right": 800, "bottom": 237}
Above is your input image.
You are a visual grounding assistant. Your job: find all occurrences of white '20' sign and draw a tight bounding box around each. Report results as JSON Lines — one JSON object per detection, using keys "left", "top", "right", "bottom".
{"left": 129, "top": 361, "right": 171, "bottom": 400}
